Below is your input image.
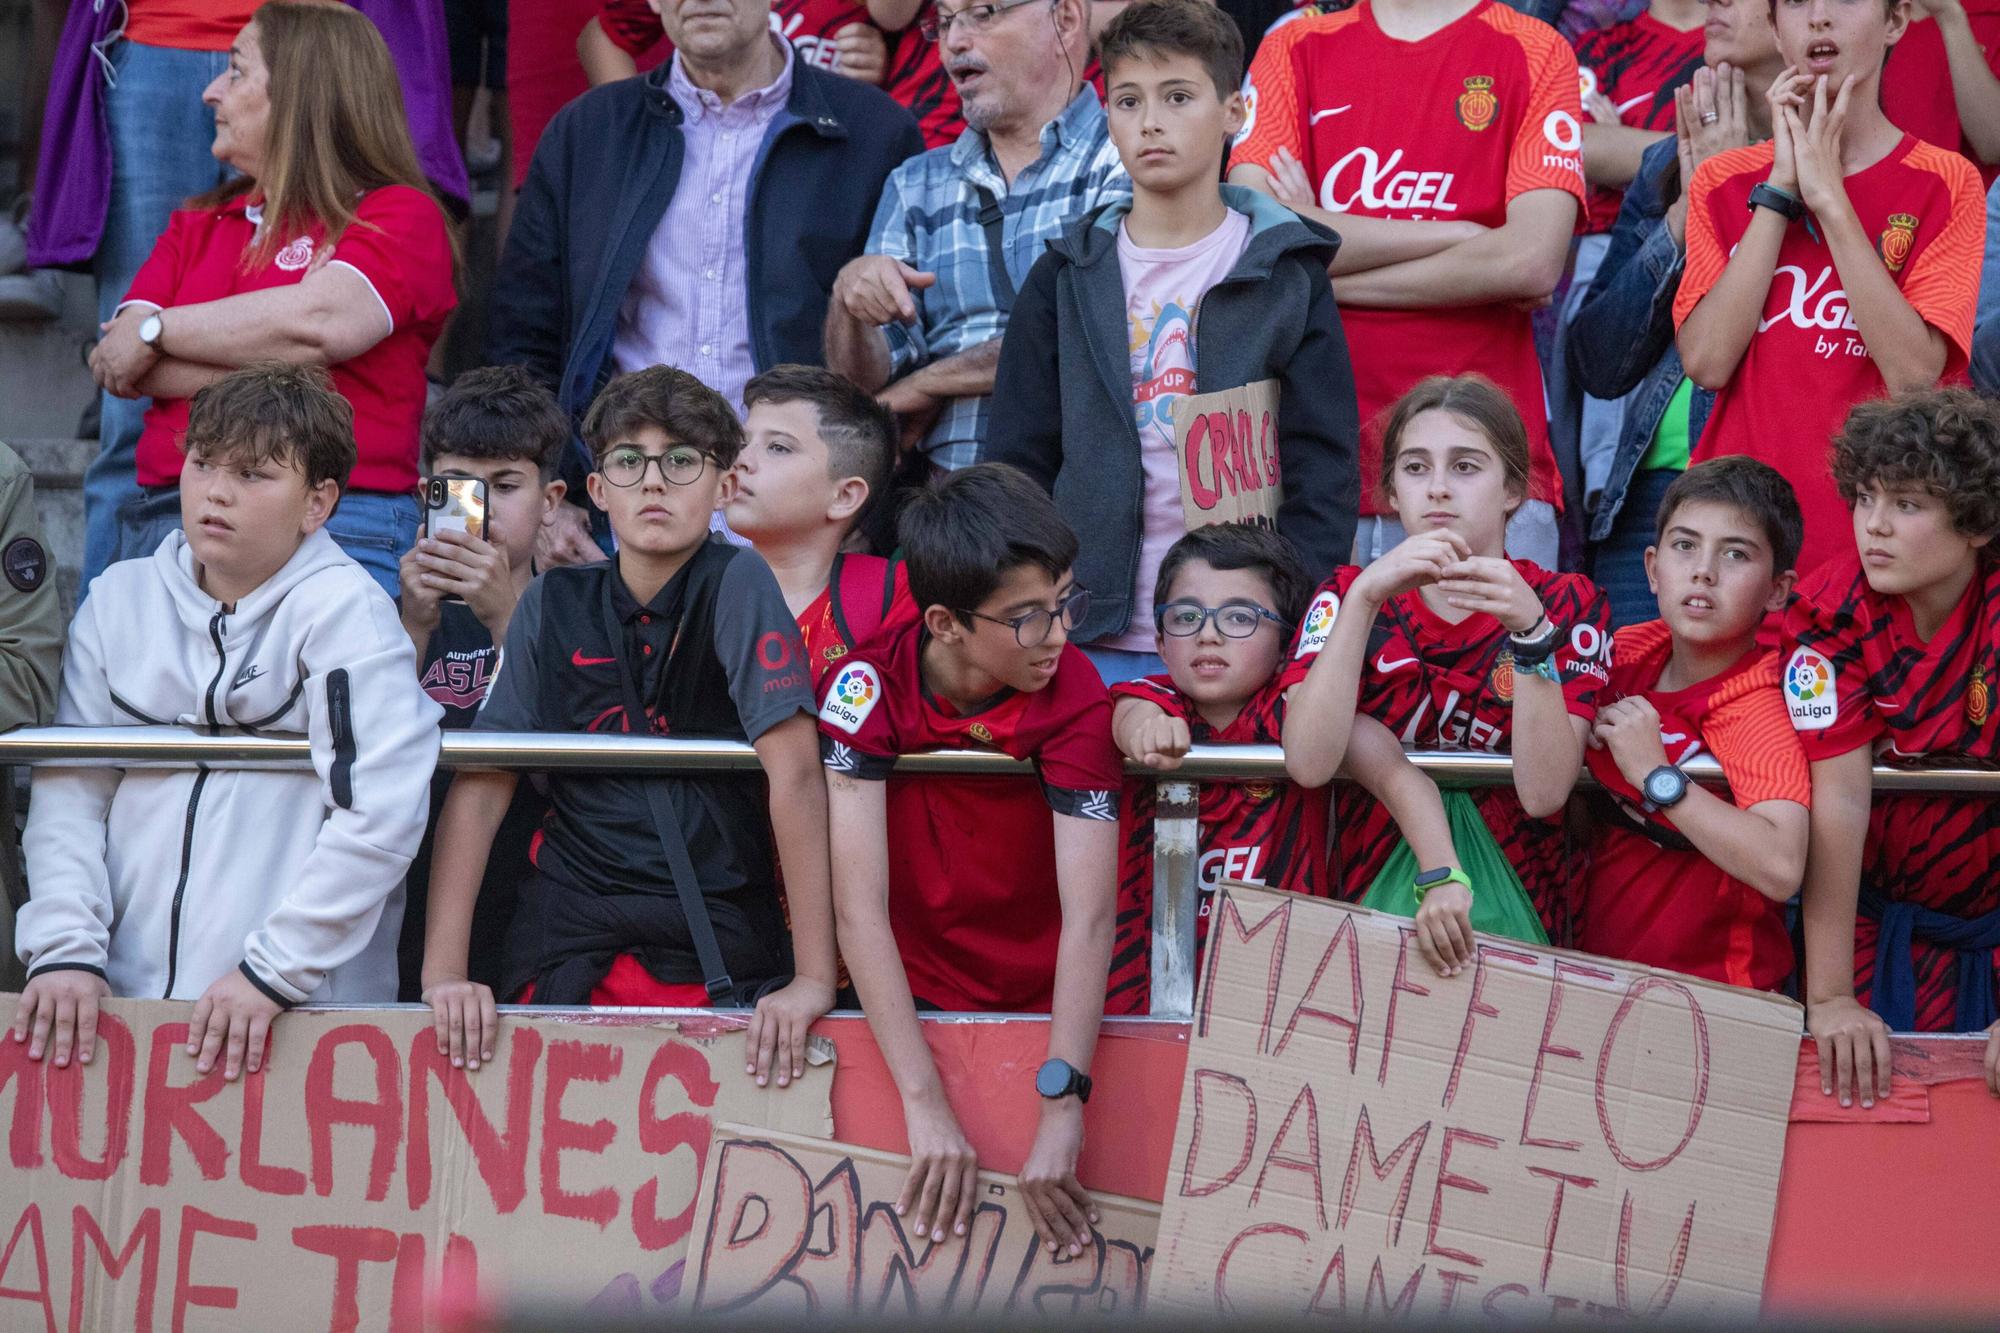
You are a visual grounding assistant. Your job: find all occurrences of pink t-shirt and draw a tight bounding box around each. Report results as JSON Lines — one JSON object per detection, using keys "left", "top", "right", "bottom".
{"left": 1108, "top": 209, "right": 1253, "bottom": 650}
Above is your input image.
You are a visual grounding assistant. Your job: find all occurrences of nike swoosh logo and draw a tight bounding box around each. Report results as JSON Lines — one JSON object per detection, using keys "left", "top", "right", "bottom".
{"left": 1376, "top": 653, "right": 1418, "bottom": 673}
{"left": 571, "top": 650, "right": 617, "bottom": 667}
{"left": 1309, "top": 105, "right": 1353, "bottom": 124}
{"left": 1616, "top": 92, "right": 1653, "bottom": 114}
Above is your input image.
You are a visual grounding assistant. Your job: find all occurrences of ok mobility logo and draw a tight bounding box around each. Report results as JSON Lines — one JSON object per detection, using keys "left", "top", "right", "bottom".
{"left": 1784, "top": 647, "right": 1837, "bottom": 731}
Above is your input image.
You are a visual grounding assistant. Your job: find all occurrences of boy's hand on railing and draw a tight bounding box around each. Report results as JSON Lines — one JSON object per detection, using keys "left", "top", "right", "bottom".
{"left": 747, "top": 976, "right": 834, "bottom": 1089}
{"left": 896, "top": 1088, "right": 979, "bottom": 1244}
{"left": 188, "top": 968, "right": 283, "bottom": 1080}
{"left": 10, "top": 968, "right": 110, "bottom": 1068}
{"left": 1414, "top": 881, "right": 1475, "bottom": 977}
{"left": 422, "top": 975, "right": 498, "bottom": 1072}
{"left": 1807, "top": 995, "right": 1893, "bottom": 1108}
{"left": 1019, "top": 1101, "right": 1098, "bottom": 1258}
{"left": 1125, "top": 714, "right": 1192, "bottom": 771}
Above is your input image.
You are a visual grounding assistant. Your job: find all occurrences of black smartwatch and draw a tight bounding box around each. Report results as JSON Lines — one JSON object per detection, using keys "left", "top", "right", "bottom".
{"left": 1035, "top": 1058, "right": 1093, "bottom": 1104}
{"left": 1747, "top": 182, "right": 1805, "bottom": 223}
{"left": 1642, "top": 763, "right": 1689, "bottom": 810}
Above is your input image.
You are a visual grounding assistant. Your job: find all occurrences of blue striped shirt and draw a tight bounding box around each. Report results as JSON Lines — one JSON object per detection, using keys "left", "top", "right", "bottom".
{"left": 866, "top": 86, "right": 1130, "bottom": 470}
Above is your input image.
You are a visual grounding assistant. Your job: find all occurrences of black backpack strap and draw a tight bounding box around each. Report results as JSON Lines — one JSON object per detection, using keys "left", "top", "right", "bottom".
{"left": 974, "top": 184, "right": 1015, "bottom": 315}
{"left": 600, "top": 572, "right": 737, "bottom": 1005}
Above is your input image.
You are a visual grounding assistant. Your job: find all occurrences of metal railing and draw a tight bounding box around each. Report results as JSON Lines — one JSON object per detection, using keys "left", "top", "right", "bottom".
{"left": 6, "top": 726, "right": 1997, "bottom": 1018}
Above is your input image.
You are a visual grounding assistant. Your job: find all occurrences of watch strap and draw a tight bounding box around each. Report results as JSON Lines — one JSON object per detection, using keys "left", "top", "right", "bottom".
{"left": 1644, "top": 764, "right": 1689, "bottom": 809}
{"left": 1413, "top": 867, "right": 1473, "bottom": 901}
{"left": 1748, "top": 182, "right": 1804, "bottom": 222}
{"left": 1510, "top": 618, "right": 1563, "bottom": 666}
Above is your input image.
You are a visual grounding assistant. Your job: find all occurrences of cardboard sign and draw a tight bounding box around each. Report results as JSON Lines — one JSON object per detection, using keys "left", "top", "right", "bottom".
{"left": 1175, "top": 380, "right": 1281, "bottom": 529}
{"left": 0, "top": 998, "right": 831, "bottom": 1329}
{"left": 1150, "top": 887, "right": 1801, "bottom": 1320}
{"left": 686, "top": 1125, "right": 1159, "bottom": 1316}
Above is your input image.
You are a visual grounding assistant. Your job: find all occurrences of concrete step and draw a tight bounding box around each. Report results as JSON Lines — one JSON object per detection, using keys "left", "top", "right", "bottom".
{"left": 0, "top": 270, "right": 97, "bottom": 442}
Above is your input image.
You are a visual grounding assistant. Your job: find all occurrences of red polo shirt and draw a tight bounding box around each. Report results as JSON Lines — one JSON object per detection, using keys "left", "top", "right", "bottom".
{"left": 122, "top": 184, "right": 456, "bottom": 494}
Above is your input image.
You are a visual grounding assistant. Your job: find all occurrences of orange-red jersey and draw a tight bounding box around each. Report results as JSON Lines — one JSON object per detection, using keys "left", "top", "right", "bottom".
{"left": 1580, "top": 622, "right": 1809, "bottom": 992}
{"left": 1675, "top": 138, "right": 1983, "bottom": 574}
{"left": 1230, "top": 0, "right": 1584, "bottom": 516}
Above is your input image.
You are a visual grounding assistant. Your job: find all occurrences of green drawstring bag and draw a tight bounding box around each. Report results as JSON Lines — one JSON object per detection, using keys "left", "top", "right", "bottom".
{"left": 1359, "top": 789, "right": 1549, "bottom": 946}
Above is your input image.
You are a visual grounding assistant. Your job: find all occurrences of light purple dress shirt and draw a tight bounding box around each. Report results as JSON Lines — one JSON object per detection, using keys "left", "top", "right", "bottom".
{"left": 611, "top": 39, "right": 796, "bottom": 415}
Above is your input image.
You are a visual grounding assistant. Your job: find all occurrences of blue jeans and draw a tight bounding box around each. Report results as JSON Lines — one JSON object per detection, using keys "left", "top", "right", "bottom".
{"left": 1081, "top": 646, "right": 1168, "bottom": 686}
{"left": 112, "top": 489, "right": 419, "bottom": 601}
{"left": 1588, "top": 467, "right": 1680, "bottom": 629}
{"left": 86, "top": 39, "right": 232, "bottom": 588}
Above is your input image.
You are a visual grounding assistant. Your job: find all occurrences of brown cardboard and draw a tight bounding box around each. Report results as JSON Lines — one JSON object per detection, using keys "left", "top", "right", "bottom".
{"left": 0, "top": 998, "right": 831, "bottom": 1329}
{"left": 1175, "top": 380, "right": 1282, "bottom": 529}
{"left": 686, "top": 1124, "right": 1159, "bottom": 1316}
{"left": 1150, "top": 886, "right": 1801, "bottom": 1319}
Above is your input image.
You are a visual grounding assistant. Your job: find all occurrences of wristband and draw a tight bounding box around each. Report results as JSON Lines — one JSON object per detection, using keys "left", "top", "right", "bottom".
{"left": 1413, "top": 866, "right": 1473, "bottom": 902}
{"left": 1748, "top": 182, "right": 1805, "bottom": 223}
{"left": 1510, "top": 617, "right": 1562, "bottom": 666}
{"left": 1519, "top": 654, "right": 1560, "bottom": 685}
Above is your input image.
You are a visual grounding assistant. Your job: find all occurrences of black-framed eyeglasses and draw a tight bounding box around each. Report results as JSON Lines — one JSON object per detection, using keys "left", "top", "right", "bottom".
{"left": 1156, "top": 600, "right": 1290, "bottom": 639}
{"left": 598, "top": 445, "right": 711, "bottom": 488}
{"left": 921, "top": 0, "right": 1045, "bottom": 42}
{"left": 960, "top": 586, "right": 1091, "bottom": 647}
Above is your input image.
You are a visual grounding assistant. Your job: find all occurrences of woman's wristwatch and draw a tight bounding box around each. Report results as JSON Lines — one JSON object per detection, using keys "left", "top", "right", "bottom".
{"left": 138, "top": 310, "right": 166, "bottom": 351}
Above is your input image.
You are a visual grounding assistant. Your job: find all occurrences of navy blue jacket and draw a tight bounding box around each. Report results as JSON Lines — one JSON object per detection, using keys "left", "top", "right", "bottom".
{"left": 488, "top": 59, "right": 923, "bottom": 496}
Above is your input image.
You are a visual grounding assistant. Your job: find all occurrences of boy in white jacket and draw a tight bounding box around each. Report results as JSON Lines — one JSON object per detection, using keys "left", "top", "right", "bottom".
{"left": 9, "top": 364, "right": 441, "bottom": 1080}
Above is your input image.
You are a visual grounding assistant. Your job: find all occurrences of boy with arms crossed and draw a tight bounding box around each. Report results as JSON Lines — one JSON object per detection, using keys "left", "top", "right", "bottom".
{"left": 820, "top": 464, "right": 1120, "bottom": 1259}
{"left": 423, "top": 368, "right": 834, "bottom": 1090}
{"left": 1580, "top": 458, "right": 1811, "bottom": 990}
{"left": 1783, "top": 389, "right": 2000, "bottom": 1104}
{"left": 13, "top": 364, "right": 440, "bottom": 1078}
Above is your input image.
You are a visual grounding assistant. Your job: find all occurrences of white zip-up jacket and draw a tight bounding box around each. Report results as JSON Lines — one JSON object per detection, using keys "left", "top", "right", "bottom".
{"left": 16, "top": 529, "right": 443, "bottom": 1004}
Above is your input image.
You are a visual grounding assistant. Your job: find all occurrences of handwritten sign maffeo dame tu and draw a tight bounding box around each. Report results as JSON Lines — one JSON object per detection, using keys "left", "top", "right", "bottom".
{"left": 1150, "top": 887, "right": 1801, "bottom": 1319}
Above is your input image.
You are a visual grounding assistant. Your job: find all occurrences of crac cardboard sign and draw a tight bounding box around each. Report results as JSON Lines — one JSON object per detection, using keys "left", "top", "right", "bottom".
{"left": 1151, "top": 887, "right": 1801, "bottom": 1319}
{"left": 686, "top": 1125, "right": 1158, "bottom": 1316}
{"left": 0, "top": 999, "right": 830, "bottom": 1330}
{"left": 1175, "top": 380, "right": 1281, "bottom": 530}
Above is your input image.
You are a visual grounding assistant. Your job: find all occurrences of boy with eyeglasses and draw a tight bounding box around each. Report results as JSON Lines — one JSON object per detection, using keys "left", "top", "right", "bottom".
{"left": 819, "top": 462, "right": 1120, "bottom": 1263}
{"left": 1101, "top": 523, "right": 1329, "bottom": 1015}
{"left": 422, "top": 367, "right": 836, "bottom": 1095}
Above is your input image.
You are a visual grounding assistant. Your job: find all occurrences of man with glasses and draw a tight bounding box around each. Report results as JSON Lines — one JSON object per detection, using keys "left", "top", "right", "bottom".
{"left": 489, "top": 0, "right": 924, "bottom": 561}
{"left": 818, "top": 463, "right": 1121, "bottom": 1263}
{"left": 824, "top": 0, "right": 1129, "bottom": 472}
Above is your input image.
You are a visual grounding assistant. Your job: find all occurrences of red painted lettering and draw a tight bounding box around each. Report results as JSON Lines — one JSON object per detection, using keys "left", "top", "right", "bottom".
{"left": 1527, "top": 1166, "right": 1597, "bottom": 1293}
{"left": 140, "top": 1025, "right": 227, "bottom": 1187}
{"left": 389, "top": 1232, "right": 426, "bottom": 1333}
{"left": 0, "top": 1204, "right": 55, "bottom": 1333}
{"left": 1196, "top": 889, "right": 1289, "bottom": 1049}
{"left": 46, "top": 1015, "right": 132, "bottom": 1181}
{"left": 1436, "top": 1268, "right": 1480, "bottom": 1314}
{"left": 1306, "top": 1246, "right": 1346, "bottom": 1315}
{"left": 1423, "top": 1127, "right": 1500, "bottom": 1269}
{"left": 1248, "top": 1085, "right": 1325, "bottom": 1228}
{"left": 540, "top": 1040, "right": 622, "bottom": 1226}
{"left": 293, "top": 1225, "right": 399, "bottom": 1333}
{"left": 239, "top": 1066, "right": 306, "bottom": 1196}
{"left": 0, "top": 1036, "right": 44, "bottom": 1168}
{"left": 633, "top": 1040, "right": 720, "bottom": 1251}
{"left": 1364, "top": 1258, "right": 1426, "bottom": 1317}
{"left": 1271, "top": 912, "right": 1363, "bottom": 1069}
{"left": 1214, "top": 1224, "right": 1306, "bottom": 1313}
{"left": 1378, "top": 927, "right": 1431, "bottom": 1086}
{"left": 1335, "top": 1106, "right": 1430, "bottom": 1246}
{"left": 1613, "top": 1190, "right": 1696, "bottom": 1314}
{"left": 69, "top": 1204, "right": 160, "bottom": 1333}
{"left": 1178, "top": 1069, "right": 1258, "bottom": 1198}
{"left": 1183, "top": 414, "right": 1221, "bottom": 510}
{"left": 406, "top": 1027, "right": 539, "bottom": 1212}
{"left": 1595, "top": 978, "right": 1711, "bottom": 1171}
{"left": 306, "top": 1025, "right": 402, "bottom": 1202}
{"left": 1522, "top": 961, "right": 1613, "bottom": 1152}
{"left": 170, "top": 1207, "right": 255, "bottom": 1333}
{"left": 1441, "top": 947, "right": 1538, "bottom": 1110}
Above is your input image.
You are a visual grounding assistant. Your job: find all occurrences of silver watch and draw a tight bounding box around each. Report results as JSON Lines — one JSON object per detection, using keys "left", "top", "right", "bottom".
{"left": 138, "top": 311, "right": 165, "bottom": 350}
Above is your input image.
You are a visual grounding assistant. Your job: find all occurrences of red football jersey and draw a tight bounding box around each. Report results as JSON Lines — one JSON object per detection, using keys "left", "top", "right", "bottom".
{"left": 1230, "top": 0, "right": 1584, "bottom": 516}
{"left": 1882, "top": 6, "right": 2000, "bottom": 178}
{"left": 1783, "top": 556, "right": 2000, "bottom": 1029}
{"left": 816, "top": 621, "right": 1120, "bottom": 1013}
{"left": 795, "top": 552, "right": 917, "bottom": 690}
{"left": 1105, "top": 673, "right": 1331, "bottom": 1015}
{"left": 1572, "top": 14, "right": 1703, "bottom": 233}
{"left": 1675, "top": 138, "right": 1984, "bottom": 574}
{"left": 1280, "top": 562, "right": 1611, "bottom": 940}
{"left": 1580, "top": 621, "right": 1809, "bottom": 991}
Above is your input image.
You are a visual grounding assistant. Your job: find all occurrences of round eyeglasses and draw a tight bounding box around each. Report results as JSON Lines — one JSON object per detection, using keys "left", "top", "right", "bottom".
{"left": 959, "top": 586, "right": 1092, "bottom": 647}
{"left": 598, "top": 446, "right": 710, "bottom": 488}
{"left": 1155, "top": 601, "right": 1289, "bottom": 639}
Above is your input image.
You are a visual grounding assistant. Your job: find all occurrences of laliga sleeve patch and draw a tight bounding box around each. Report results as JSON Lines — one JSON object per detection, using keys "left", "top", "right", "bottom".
{"left": 819, "top": 662, "right": 882, "bottom": 735}
{"left": 1294, "top": 589, "right": 1340, "bottom": 659}
{"left": 3, "top": 538, "right": 46, "bottom": 593}
{"left": 1783, "top": 647, "right": 1837, "bottom": 731}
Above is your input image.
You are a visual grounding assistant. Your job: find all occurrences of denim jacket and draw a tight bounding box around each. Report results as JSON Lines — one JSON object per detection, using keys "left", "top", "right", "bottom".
{"left": 1971, "top": 175, "right": 2000, "bottom": 394}
{"left": 1565, "top": 136, "right": 1713, "bottom": 543}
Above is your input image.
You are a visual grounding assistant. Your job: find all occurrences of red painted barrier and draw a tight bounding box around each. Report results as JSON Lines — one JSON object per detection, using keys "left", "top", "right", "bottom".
{"left": 819, "top": 1016, "right": 2000, "bottom": 1316}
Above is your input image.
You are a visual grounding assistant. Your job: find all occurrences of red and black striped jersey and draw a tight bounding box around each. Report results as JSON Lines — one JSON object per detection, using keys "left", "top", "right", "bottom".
{"left": 1105, "top": 673, "right": 1330, "bottom": 1015}
{"left": 1281, "top": 561, "right": 1611, "bottom": 940}
{"left": 1783, "top": 555, "right": 2000, "bottom": 1028}
{"left": 1572, "top": 15, "right": 1703, "bottom": 233}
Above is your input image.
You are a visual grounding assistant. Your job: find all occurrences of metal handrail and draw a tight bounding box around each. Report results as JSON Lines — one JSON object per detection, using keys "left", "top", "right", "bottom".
{"left": 2, "top": 726, "right": 1995, "bottom": 790}
{"left": 6, "top": 725, "right": 1995, "bottom": 1020}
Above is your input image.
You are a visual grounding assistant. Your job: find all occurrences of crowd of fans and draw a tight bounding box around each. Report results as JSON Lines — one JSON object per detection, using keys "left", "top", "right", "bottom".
{"left": 9, "top": 0, "right": 2000, "bottom": 1254}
